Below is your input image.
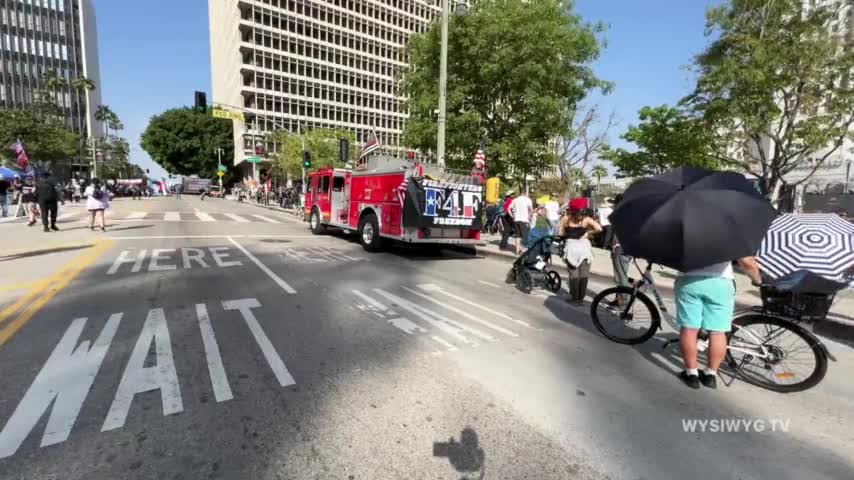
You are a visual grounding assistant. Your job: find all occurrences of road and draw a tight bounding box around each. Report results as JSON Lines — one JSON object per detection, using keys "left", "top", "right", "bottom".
{"left": 0, "top": 195, "right": 852, "bottom": 480}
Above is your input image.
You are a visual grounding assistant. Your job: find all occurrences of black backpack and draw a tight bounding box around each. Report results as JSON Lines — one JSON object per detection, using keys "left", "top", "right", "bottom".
{"left": 92, "top": 188, "right": 104, "bottom": 200}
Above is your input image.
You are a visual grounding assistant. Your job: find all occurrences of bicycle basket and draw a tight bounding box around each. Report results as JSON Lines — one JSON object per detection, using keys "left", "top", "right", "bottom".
{"left": 760, "top": 287, "right": 835, "bottom": 322}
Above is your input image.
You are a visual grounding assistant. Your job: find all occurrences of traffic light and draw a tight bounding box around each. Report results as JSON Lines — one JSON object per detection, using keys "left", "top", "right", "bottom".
{"left": 339, "top": 138, "right": 349, "bottom": 163}
{"left": 194, "top": 91, "right": 207, "bottom": 114}
{"left": 302, "top": 150, "right": 311, "bottom": 168}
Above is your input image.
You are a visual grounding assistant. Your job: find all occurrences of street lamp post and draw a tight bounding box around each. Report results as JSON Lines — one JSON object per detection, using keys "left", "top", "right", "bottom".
{"left": 436, "top": 0, "right": 467, "bottom": 168}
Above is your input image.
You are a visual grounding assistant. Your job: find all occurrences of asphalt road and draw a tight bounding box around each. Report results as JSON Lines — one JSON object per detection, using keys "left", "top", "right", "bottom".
{"left": 0, "top": 195, "right": 852, "bottom": 480}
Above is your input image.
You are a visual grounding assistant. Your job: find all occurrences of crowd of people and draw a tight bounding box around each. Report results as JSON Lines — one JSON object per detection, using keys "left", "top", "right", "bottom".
{"left": 0, "top": 173, "right": 113, "bottom": 232}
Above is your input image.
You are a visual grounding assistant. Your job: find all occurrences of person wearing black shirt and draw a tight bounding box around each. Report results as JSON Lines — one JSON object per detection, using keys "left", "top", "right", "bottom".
{"left": 36, "top": 172, "right": 60, "bottom": 231}
{"left": 0, "top": 175, "right": 10, "bottom": 218}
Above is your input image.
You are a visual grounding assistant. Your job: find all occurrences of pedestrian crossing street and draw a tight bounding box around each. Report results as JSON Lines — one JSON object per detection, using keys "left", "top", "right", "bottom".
{"left": 1, "top": 211, "right": 289, "bottom": 224}
{"left": 350, "top": 282, "right": 540, "bottom": 356}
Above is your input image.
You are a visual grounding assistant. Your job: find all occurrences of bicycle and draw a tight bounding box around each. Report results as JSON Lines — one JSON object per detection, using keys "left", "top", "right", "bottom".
{"left": 589, "top": 260, "right": 844, "bottom": 393}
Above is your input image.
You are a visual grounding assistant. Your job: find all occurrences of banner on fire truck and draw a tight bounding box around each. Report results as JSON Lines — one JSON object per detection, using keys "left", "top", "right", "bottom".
{"left": 402, "top": 177, "right": 484, "bottom": 229}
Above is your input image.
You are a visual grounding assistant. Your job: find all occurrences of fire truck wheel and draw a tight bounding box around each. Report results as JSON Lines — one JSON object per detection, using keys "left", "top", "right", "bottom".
{"left": 359, "top": 213, "right": 384, "bottom": 252}
{"left": 310, "top": 208, "right": 327, "bottom": 234}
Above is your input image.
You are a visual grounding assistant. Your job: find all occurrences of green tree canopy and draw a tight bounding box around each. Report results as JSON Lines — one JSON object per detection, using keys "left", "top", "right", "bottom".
{"left": 603, "top": 105, "right": 719, "bottom": 178}
{"left": 0, "top": 108, "right": 78, "bottom": 169}
{"left": 269, "top": 128, "right": 359, "bottom": 180}
{"left": 140, "top": 108, "right": 234, "bottom": 177}
{"left": 684, "top": 0, "right": 854, "bottom": 199}
{"left": 401, "top": 0, "right": 608, "bottom": 181}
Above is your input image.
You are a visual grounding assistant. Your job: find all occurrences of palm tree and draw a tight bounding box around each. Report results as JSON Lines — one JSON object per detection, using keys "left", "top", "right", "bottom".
{"left": 591, "top": 164, "right": 608, "bottom": 187}
{"left": 94, "top": 105, "right": 113, "bottom": 139}
{"left": 107, "top": 115, "right": 124, "bottom": 140}
{"left": 71, "top": 76, "right": 96, "bottom": 93}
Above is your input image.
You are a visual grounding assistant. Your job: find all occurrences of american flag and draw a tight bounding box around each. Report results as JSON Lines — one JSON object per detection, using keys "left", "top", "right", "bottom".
{"left": 359, "top": 127, "right": 381, "bottom": 159}
{"left": 473, "top": 140, "right": 486, "bottom": 170}
{"left": 396, "top": 176, "right": 407, "bottom": 207}
{"left": 11, "top": 138, "right": 29, "bottom": 170}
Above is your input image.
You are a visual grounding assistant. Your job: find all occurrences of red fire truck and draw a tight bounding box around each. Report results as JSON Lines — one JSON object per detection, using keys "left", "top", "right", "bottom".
{"left": 304, "top": 155, "right": 484, "bottom": 251}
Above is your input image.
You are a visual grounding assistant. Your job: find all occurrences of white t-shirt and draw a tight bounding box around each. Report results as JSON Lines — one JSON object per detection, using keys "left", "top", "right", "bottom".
{"left": 510, "top": 196, "right": 533, "bottom": 223}
{"left": 598, "top": 207, "right": 613, "bottom": 227}
{"left": 682, "top": 261, "right": 734, "bottom": 279}
{"left": 545, "top": 200, "right": 560, "bottom": 222}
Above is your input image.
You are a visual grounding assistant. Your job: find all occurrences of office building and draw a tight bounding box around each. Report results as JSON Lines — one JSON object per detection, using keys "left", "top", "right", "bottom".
{"left": 0, "top": 0, "right": 102, "bottom": 140}
{"left": 209, "top": 0, "right": 440, "bottom": 176}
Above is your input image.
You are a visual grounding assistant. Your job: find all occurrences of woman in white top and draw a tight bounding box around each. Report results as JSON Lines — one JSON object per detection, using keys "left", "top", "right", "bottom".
{"left": 85, "top": 179, "right": 110, "bottom": 231}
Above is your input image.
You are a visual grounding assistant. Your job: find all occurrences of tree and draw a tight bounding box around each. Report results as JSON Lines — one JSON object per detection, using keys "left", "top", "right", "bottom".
{"left": 591, "top": 164, "right": 608, "bottom": 186}
{"left": 0, "top": 108, "right": 79, "bottom": 169}
{"left": 602, "top": 105, "right": 719, "bottom": 177}
{"left": 555, "top": 104, "right": 616, "bottom": 189}
{"left": 684, "top": 0, "right": 854, "bottom": 200}
{"left": 401, "top": 0, "right": 608, "bottom": 181}
{"left": 269, "top": 128, "right": 359, "bottom": 180}
{"left": 94, "top": 105, "right": 115, "bottom": 139}
{"left": 140, "top": 107, "right": 233, "bottom": 177}
{"left": 108, "top": 116, "right": 124, "bottom": 140}
{"left": 71, "top": 76, "right": 96, "bottom": 93}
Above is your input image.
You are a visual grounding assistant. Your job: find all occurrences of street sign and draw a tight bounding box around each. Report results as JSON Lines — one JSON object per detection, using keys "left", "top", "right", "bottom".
{"left": 212, "top": 109, "right": 245, "bottom": 122}
{"left": 217, "top": 171, "right": 225, "bottom": 177}
{"left": 217, "top": 164, "right": 227, "bottom": 172}
{"left": 246, "top": 156, "right": 263, "bottom": 164}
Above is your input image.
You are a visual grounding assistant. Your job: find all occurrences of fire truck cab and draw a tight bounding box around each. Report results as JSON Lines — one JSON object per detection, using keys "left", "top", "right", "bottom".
{"left": 305, "top": 155, "right": 483, "bottom": 251}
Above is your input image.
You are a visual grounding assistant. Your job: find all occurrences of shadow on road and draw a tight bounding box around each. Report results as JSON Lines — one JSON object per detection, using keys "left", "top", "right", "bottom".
{"left": 433, "top": 427, "right": 486, "bottom": 480}
{"left": 0, "top": 244, "right": 95, "bottom": 262}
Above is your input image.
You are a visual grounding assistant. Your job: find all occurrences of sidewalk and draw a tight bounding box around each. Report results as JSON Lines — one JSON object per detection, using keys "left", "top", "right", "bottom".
{"left": 476, "top": 233, "right": 854, "bottom": 323}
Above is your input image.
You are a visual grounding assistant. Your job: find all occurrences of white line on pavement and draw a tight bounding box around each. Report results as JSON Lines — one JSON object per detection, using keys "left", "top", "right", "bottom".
{"left": 418, "top": 284, "right": 533, "bottom": 329}
{"left": 374, "top": 289, "right": 481, "bottom": 345}
{"left": 227, "top": 236, "right": 297, "bottom": 294}
{"left": 252, "top": 214, "right": 280, "bottom": 224}
{"left": 125, "top": 212, "right": 147, "bottom": 220}
{"left": 196, "top": 212, "right": 215, "bottom": 222}
{"left": 401, "top": 286, "right": 518, "bottom": 337}
{"left": 164, "top": 212, "right": 180, "bottom": 221}
{"left": 224, "top": 213, "right": 250, "bottom": 223}
{"left": 196, "top": 303, "right": 233, "bottom": 403}
{"left": 477, "top": 280, "right": 501, "bottom": 288}
{"left": 431, "top": 336, "right": 458, "bottom": 351}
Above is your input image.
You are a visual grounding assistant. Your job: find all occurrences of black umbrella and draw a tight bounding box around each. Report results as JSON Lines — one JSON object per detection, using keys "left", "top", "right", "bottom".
{"left": 609, "top": 167, "right": 776, "bottom": 272}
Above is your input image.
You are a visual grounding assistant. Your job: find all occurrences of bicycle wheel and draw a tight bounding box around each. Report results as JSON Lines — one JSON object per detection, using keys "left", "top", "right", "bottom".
{"left": 590, "top": 286, "right": 660, "bottom": 344}
{"left": 726, "top": 315, "right": 828, "bottom": 393}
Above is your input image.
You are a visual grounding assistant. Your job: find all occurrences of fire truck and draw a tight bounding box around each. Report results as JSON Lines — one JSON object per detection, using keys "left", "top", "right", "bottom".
{"left": 304, "top": 155, "right": 484, "bottom": 251}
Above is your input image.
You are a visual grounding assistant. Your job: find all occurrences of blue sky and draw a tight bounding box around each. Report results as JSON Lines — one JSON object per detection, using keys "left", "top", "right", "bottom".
{"left": 94, "top": 0, "right": 716, "bottom": 179}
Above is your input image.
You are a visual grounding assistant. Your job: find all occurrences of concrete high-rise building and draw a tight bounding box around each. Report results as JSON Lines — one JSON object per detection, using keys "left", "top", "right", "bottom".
{"left": 209, "top": 0, "right": 439, "bottom": 177}
{"left": 0, "top": 0, "right": 102, "bottom": 140}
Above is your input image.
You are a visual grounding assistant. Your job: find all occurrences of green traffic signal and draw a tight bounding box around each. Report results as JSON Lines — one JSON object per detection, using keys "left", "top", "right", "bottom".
{"left": 302, "top": 150, "right": 311, "bottom": 168}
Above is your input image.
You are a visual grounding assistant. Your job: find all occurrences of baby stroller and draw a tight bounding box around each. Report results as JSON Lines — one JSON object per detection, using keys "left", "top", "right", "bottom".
{"left": 505, "top": 233, "right": 563, "bottom": 294}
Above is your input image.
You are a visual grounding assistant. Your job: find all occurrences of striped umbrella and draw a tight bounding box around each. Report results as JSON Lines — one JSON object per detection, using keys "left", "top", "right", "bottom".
{"left": 757, "top": 213, "right": 854, "bottom": 280}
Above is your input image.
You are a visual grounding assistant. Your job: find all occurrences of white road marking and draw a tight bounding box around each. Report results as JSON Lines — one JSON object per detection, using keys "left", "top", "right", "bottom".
{"left": 148, "top": 249, "right": 178, "bottom": 271}
{"left": 224, "top": 213, "right": 250, "bottom": 223}
{"left": 353, "top": 290, "right": 425, "bottom": 334}
{"left": 222, "top": 298, "right": 295, "bottom": 387}
{"left": 477, "top": 280, "right": 501, "bottom": 288}
{"left": 107, "top": 249, "right": 147, "bottom": 275}
{"left": 196, "top": 304, "right": 233, "bottom": 403}
{"left": 0, "top": 314, "right": 121, "bottom": 459}
{"left": 164, "top": 212, "right": 180, "bottom": 221}
{"left": 125, "top": 211, "right": 147, "bottom": 220}
{"left": 196, "top": 212, "right": 215, "bottom": 222}
{"left": 387, "top": 317, "right": 428, "bottom": 334}
{"left": 56, "top": 212, "right": 76, "bottom": 221}
{"left": 373, "top": 289, "right": 477, "bottom": 345}
{"left": 417, "top": 283, "right": 533, "bottom": 328}
{"left": 182, "top": 248, "right": 209, "bottom": 269}
{"left": 431, "top": 336, "right": 459, "bottom": 351}
{"left": 209, "top": 246, "right": 242, "bottom": 267}
{"left": 401, "top": 286, "right": 518, "bottom": 337}
{"left": 102, "top": 308, "right": 183, "bottom": 432}
{"left": 352, "top": 290, "right": 388, "bottom": 311}
{"left": 252, "top": 214, "right": 280, "bottom": 224}
{"left": 227, "top": 237, "right": 296, "bottom": 294}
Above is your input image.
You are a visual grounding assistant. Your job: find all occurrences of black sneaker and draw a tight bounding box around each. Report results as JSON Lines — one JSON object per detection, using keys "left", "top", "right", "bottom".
{"left": 51, "top": 225, "right": 59, "bottom": 231}
{"left": 699, "top": 371, "right": 718, "bottom": 389}
{"left": 43, "top": 227, "right": 50, "bottom": 232}
{"left": 679, "top": 371, "right": 701, "bottom": 389}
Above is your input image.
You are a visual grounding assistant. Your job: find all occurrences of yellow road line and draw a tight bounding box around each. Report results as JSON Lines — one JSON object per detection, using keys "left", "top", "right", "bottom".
{"left": 0, "top": 240, "right": 113, "bottom": 347}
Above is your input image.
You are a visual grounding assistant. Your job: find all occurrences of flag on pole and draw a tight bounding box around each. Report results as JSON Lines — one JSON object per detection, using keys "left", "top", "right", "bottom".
{"left": 396, "top": 177, "right": 408, "bottom": 207}
{"left": 473, "top": 140, "right": 486, "bottom": 170}
{"left": 11, "top": 138, "right": 29, "bottom": 170}
{"left": 359, "top": 127, "right": 381, "bottom": 159}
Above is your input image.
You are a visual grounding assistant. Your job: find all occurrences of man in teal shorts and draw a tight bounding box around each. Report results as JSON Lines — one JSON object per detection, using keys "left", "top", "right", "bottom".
{"left": 676, "top": 256, "right": 762, "bottom": 389}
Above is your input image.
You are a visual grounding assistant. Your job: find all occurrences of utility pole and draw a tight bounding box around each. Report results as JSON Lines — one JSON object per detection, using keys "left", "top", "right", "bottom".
{"left": 89, "top": 137, "right": 98, "bottom": 178}
{"left": 437, "top": 0, "right": 450, "bottom": 167}
{"left": 215, "top": 147, "right": 224, "bottom": 188}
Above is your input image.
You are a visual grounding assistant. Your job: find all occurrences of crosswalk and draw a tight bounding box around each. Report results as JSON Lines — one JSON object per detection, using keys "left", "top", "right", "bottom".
{"left": 1, "top": 211, "right": 288, "bottom": 224}
{"left": 351, "top": 283, "right": 537, "bottom": 356}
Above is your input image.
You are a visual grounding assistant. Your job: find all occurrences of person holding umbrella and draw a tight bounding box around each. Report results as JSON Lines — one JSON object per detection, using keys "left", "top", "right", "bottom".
{"left": 609, "top": 167, "right": 772, "bottom": 390}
